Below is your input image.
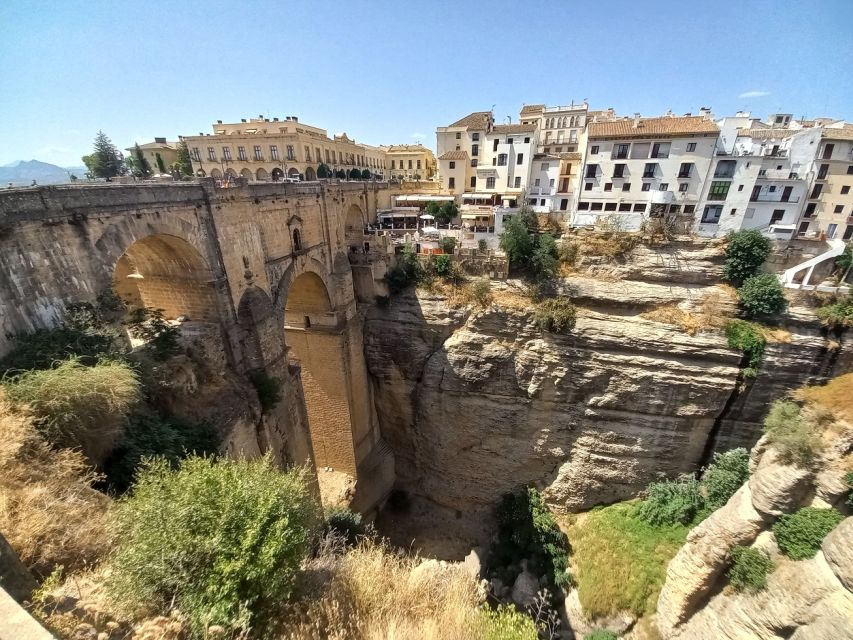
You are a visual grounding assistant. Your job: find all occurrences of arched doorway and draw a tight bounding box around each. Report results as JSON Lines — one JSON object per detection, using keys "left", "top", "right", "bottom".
{"left": 288, "top": 167, "right": 300, "bottom": 179}
{"left": 305, "top": 166, "right": 317, "bottom": 181}
{"left": 256, "top": 168, "right": 269, "bottom": 181}
{"left": 271, "top": 167, "right": 284, "bottom": 181}
{"left": 240, "top": 168, "right": 252, "bottom": 180}
{"left": 210, "top": 168, "right": 222, "bottom": 180}
{"left": 344, "top": 203, "right": 365, "bottom": 251}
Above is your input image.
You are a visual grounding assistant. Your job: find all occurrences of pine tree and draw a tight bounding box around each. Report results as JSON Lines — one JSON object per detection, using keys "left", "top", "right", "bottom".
{"left": 175, "top": 141, "right": 194, "bottom": 176}
{"left": 130, "top": 144, "right": 151, "bottom": 178}
{"left": 82, "top": 131, "right": 126, "bottom": 179}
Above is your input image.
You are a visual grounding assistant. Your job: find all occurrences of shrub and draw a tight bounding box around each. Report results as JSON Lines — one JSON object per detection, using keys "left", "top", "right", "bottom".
{"left": 773, "top": 507, "right": 843, "bottom": 560}
{"left": 105, "top": 455, "right": 318, "bottom": 637}
{"left": 723, "top": 229, "right": 771, "bottom": 286}
{"left": 534, "top": 298, "right": 577, "bottom": 334}
{"left": 476, "top": 604, "right": 539, "bottom": 640}
{"left": 386, "top": 245, "right": 423, "bottom": 294}
{"left": 100, "top": 414, "right": 218, "bottom": 494}
{"left": 816, "top": 295, "right": 853, "bottom": 329}
{"left": 585, "top": 632, "right": 619, "bottom": 640}
{"left": 249, "top": 370, "right": 282, "bottom": 412}
{"left": 737, "top": 273, "right": 787, "bottom": 317}
{"left": 124, "top": 308, "right": 182, "bottom": 360}
{"left": 478, "top": 238, "right": 488, "bottom": 252}
{"left": 4, "top": 358, "right": 140, "bottom": 464}
{"left": 726, "top": 319, "right": 766, "bottom": 377}
{"left": 323, "top": 506, "right": 365, "bottom": 546}
{"left": 763, "top": 400, "right": 820, "bottom": 466}
{"left": 701, "top": 448, "right": 750, "bottom": 511}
{"left": 835, "top": 244, "right": 852, "bottom": 272}
{"left": 636, "top": 475, "right": 703, "bottom": 526}
{"left": 559, "top": 241, "right": 579, "bottom": 267}
{"left": 439, "top": 236, "right": 457, "bottom": 254}
{"left": 500, "top": 216, "right": 534, "bottom": 268}
{"left": 0, "top": 393, "right": 110, "bottom": 578}
{"left": 532, "top": 233, "right": 559, "bottom": 281}
{"left": 360, "top": 169, "right": 371, "bottom": 180}
{"left": 468, "top": 279, "right": 493, "bottom": 307}
{"left": 435, "top": 254, "right": 453, "bottom": 277}
{"left": 488, "top": 487, "right": 572, "bottom": 593}
{"left": 846, "top": 472, "right": 853, "bottom": 507}
{"left": 727, "top": 546, "right": 774, "bottom": 593}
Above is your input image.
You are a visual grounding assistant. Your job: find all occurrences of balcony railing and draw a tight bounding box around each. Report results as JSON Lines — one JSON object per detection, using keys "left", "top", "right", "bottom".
{"left": 677, "top": 172, "right": 692, "bottom": 179}
{"left": 713, "top": 171, "right": 735, "bottom": 179}
{"left": 757, "top": 171, "right": 799, "bottom": 180}
{"left": 749, "top": 195, "right": 800, "bottom": 203}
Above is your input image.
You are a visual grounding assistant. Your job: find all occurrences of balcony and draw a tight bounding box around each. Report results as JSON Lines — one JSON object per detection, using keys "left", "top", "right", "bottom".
{"left": 677, "top": 172, "right": 692, "bottom": 179}
{"left": 763, "top": 149, "right": 788, "bottom": 157}
{"left": 757, "top": 171, "right": 799, "bottom": 180}
{"left": 650, "top": 190, "right": 674, "bottom": 204}
{"left": 713, "top": 171, "right": 735, "bottom": 179}
{"left": 749, "top": 195, "right": 800, "bottom": 203}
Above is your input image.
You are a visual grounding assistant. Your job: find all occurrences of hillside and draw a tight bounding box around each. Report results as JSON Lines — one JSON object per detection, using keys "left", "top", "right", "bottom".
{"left": 0, "top": 160, "right": 85, "bottom": 186}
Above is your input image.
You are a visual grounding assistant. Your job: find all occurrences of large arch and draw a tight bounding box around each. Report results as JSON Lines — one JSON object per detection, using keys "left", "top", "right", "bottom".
{"left": 240, "top": 168, "right": 252, "bottom": 180}
{"left": 225, "top": 168, "right": 238, "bottom": 179}
{"left": 305, "top": 166, "right": 317, "bottom": 181}
{"left": 288, "top": 167, "right": 300, "bottom": 179}
{"left": 210, "top": 168, "right": 222, "bottom": 180}
{"left": 256, "top": 168, "right": 269, "bottom": 181}
{"left": 271, "top": 167, "right": 284, "bottom": 181}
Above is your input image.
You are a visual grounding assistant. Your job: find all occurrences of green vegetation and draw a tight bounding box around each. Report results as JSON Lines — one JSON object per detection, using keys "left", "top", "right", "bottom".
{"left": 323, "top": 506, "right": 365, "bottom": 546}
{"left": 725, "top": 319, "right": 766, "bottom": 377}
{"left": 763, "top": 400, "right": 820, "bottom": 466}
{"left": 467, "top": 279, "right": 493, "bottom": 307}
{"left": 559, "top": 240, "right": 579, "bottom": 267}
{"left": 175, "top": 140, "right": 194, "bottom": 176}
{"left": 816, "top": 295, "right": 853, "bottom": 329}
{"left": 386, "top": 245, "right": 423, "bottom": 294}
{"left": 335, "top": 169, "right": 346, "bottom": 179}
{"left": 584, "top": 632, "right": 619, "bottom": 640}
{"left": 82, "top": 130, "right": 126, "bottom": 179}
{"left": 835, "top": 244, "right": 852, "bottom": 272}
{"left": 249, "top": 370, "right": 282, "bottom": 413}
{"left": 569, "top": 502, "right": 688, "bottom": 618}
{"left": 534, "top": 298, "right": 577, "bottom": 334}
{"left": 773, "top": 507, "right": 843, "bottom": 560}
{"left": 439, "top": 235, "right": 457, "bottom": 254}
{"left": 436, "top": 201, "right": 459, "bottom": 226}
{"left": 727, "top": 546, "right": 774, "bottom": 593}
{"left": 478, "top": 238, "right": 488, "bottom": 252}
{"left": 737, "top": 273, "right": 787, "bottom": 317}
{"left": 360, "top": 168, "right": 371, "bottom": 180}
{"left": 101, "top": 414, "right": 218, "bottom": 493}
{"left": 702, "top": 448, "right": 750, "bottom": 511}
{"left": 475, "top": 605, "right": 539, "bottom": 640}
{"left": 532, "top": 233, "right": 559, "bottom": 281}
{"left": 434, "top": 254, "right": 453, "bottom": 277}
{"left": 155, "top": 152, "right": 166, "bottom": 174}
{"left": 636, "top": 475, "right": 703, "bottom": 526}
{"left": 128, "top": 143, "right": 151, "bottom": 178}
{"left": 4, "top": 358, "right": 140, "bottom": 463}
{"left": 723, "top": 229, "right": 771, "bottom": 286}
{"left": 500, "top": 215, "right": 534, "bottom": 268}
{"left": 488, "top": 487, "right": 572, "bottom": 594}
{"left": 105, "top": 456, "right": 318, "bottom": 638}
{"left": 125, "top": 308, "right": 182, "bottom": 360}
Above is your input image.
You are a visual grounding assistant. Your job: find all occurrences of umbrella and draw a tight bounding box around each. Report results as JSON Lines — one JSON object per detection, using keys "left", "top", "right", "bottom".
{"left": 419, "top": 214, "right": 435, "bottom": 220}
{"left": 421, "top": 226, "right": 438, "bottom": 234}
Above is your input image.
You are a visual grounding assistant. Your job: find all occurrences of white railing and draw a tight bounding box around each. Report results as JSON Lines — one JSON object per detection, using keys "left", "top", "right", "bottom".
{"left": 780, "top": 238, "right": 847, "bottom": 291}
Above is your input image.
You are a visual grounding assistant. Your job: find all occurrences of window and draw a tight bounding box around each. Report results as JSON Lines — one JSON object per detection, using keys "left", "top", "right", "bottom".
{"left": 841, "top": 186, "right": 850, "bottom": 195}
{"left": 585, "top": 164, "right": 598, "bottom": 178}
{"left": 822, "top": 143, "right": 834, "bottom": 160}
{"left": 678, "top": 163, "right": 693, "bottom": 178}
{"left": 738, "top": 185, "right": 744, "bottom": 191}
{"left": 590, "top": 202, "right": 603, "bottom": 211}
{"left": 604, "top": 183, "right": 612, "bottom": 191}
{"left": 254, "top": 145, "right": 262, "bottom": 161}
{"left": 687, "top": 142, "right": 697, "bottom": 152}
{"left": 619, "top": 203, "right": 632, "bottom": 212}
{"left": 641, "top": 183, "right": 651, "bottom": 191}
{"left": 835, "top": 205, "right": 845, "bottom": 214}
{"left": 669, "top": 205, "right": 681, "bottom": 214}
{"left": 643, "top": 163, "right": 656, "bottom": 178}
{"left": 769, "top": 185, "right": 776, "bottom": 192}
{"left": 560, "top": 199, "right": 568, "bottom": 211}
{"left": 744, "top": 208, "right": 754, "bottom": 219}
{"left": 613, "top": 143, "right": 629, "bottom": 159}
{"left": 771, "top": 209, "right": 785, "bottom": 224}
{"left": 507, "top": 138, "right": 514, "bottom": 145}
{"left": 497, "top": 154, "right": 508, "bottom": 166}
{"left": 549, "top": 178, "right": 554, "bottom": 187}
{"left": 287, "top": 145, "right": 295, "bottom": 161}
{"left": 391, "top": 160, "right": 396, "bottom": 170}
{"left": 535, "top": 178, "right": 540, "bottom": 186}
{"left": 684, "top": 205, "right": 696, "bottom": 214}
{"left": 222, "top": 146, "right": 232, "bottom": 161}
{"left": 417, "top": 160, "right": 421, "bottom": 169}
{"left": 304, "top": 146, "right": 311, "bottom": 162}
{"left": 827, "top": 223, "right": 838, "bottom": 238}
{"left": 541, "top": 162, "right": 550, "bottom": 171}
{"left": 577, "top": 202, "right": 590, "bottom": 210}
{"left": 810, "top": 184, "right": 823, "bottom": 199}
{"left": 515, "top": 176, "right": 521, "bottom": 188}
{"left": 472, "top": 132, "right": 480, "bottom": 141}
{"left": 714, "top": 160, "right": 736, "bottom": 178}
{"left": 493, "top": 139, "right": 499, "bottom": 152}
{"left": 701, "top": 205, "right": 723, "bottom": 224}
{"left": 470, "top": 159, "right": 478, "bottom": 167}
{"left": 325, "top": 149, "right": 330, "bottom": 163}
{"left": 613, "top": 164, "right": 626, "bottom": 178}
{"left": 584, "top": 182, "right": 593, "bottom": 191}
{"left": 818, "top": 164, "right": 829, "bottom": 179}
{"left": 449, "top": 161, "right": 455, "bottom": 169}
{"left": 622, "top": 183, "right": 631, "bottom": 191}
{"left": 590, "top": 145, "right": 599, "bottom": 154}
{"left": 455, "top": 132, "right": 461, "bottom": 139}
{"left": 804, "top": 203, "right": 816, "bottom": 217}
{"left": 847, "top": 165, "right": 853, "bottom": 175}
{"left": 486, "top": 177, "right": 496, "bottom": 189}
{"left": 516, "top": 153, "right": 524, "bottom": 164}
{"left": 524, "top": 137, "right": 531, "bottom": 143}
{"left": 408, "top": 160, "right": 412, "bottom": 169}
{"left": 633, "top": 203, "right": 646, "bottom": 212}
{"left": 292, "top": 229, "right": 302, "bottom": 251}
{"left": 604, "top": 202, "right": 617, "bottom": 211}
{"left": 759, "top": 169, "right": 767, "bottom": 177}
{"left": 679, "top": 183, "right": 689, "bottom": 192}
{"left": 470, "top": 176, "right": 476, "bottom": 188}
{"left": 270, "top": 145, "right": 278, "bottom": 161}
{"left": 650, "top": 142, "right": 670, "bottom": 158}
{"left": 708, "top": 181, "right": 731, "bottom": 200}
{"left": 207, "top": 147, "right": 216, "bottom": 161}
{"left": 448, "top": 177, "right": 455, "bottom": 188}
{"left": 659, "top": 183, "right": 669, "bottom": 191}
{"left": 471, "top": 144, "right": 479, "bottom": 157}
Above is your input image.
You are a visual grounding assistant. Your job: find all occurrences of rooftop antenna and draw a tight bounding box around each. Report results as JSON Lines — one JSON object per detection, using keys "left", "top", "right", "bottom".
{"left": 506, "top": 115, "right": 511, "bottom": 124}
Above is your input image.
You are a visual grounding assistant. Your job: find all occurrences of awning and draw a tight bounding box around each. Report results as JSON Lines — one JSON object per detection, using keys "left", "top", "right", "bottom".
{"left": 461, "top": 193, "right": 495, "bottom": 199}
{"left": 461, "top": 213, "right": 494, "bottom": 219}
{"left": 396, "top": 194, "right": 454, "bottom": 202}
{"left": 419, "top": 214, "right": 435, "bottom": 220}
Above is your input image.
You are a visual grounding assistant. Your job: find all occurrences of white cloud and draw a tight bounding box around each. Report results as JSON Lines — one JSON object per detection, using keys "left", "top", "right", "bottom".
{"left": 738, "top": 90, "right": 770, "bottom": 99}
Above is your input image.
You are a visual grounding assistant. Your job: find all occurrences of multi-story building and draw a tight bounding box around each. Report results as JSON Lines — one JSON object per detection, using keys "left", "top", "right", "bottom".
{"left": 183, "top": 115, "right": 387, "bottom": 181}
{"left": 125, "top": 138, "right": 179, "bottom": 174}
{"left": 574, "top": 111, "right": 720, "bottom": 228}
{"left": 381, "top": 144, "right": 436, "bottom": 180}
{"left": 695, "top": 116, "right": 819, "bottom": 236}
{"left": 798, "top": 124, "right": 853, "bottom": 240}
{"left": 519, "top": 102, "right": 588, "bottom": 154}
{"left": 436, "top": 111, "right": 494, "bottom": 197}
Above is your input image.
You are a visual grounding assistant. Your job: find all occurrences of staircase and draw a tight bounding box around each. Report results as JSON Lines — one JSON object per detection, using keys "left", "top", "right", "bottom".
{"left": 779, "top": 238, "right": 849, "bottom": 292}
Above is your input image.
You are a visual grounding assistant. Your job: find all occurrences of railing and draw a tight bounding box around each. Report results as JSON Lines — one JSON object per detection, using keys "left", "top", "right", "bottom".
{"left": 757, "top": 171, "right": 799, "bottom": 180}
{"left": 713, "top": 172, "right": 735, "bottom": 179}
{"left": 750, "top": 195, "right": 800, "bottom": 203}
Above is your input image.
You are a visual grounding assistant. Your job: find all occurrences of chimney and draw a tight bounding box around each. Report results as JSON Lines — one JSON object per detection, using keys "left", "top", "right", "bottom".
{"left": 292, "top": 116, "right": 298, "bottom": 123}
{"left": 699, "top": 107, "right": 712, "bottom": 119}
{"left": 241, "top": 118, "right": 246, "bottom": 123}
{"left": 633, "top": 113, "right": 641, "bottom": 128}
{"left": 259, "top": 114, "right": 263, "bottom": 119}
{"left": 273, "top": 117, "right": 279, "bottom": 122}
{"left": 217, "top": 120, "right": 222, "bottom": 124}
{"left": 154, "top": 137, "right": 166, "bottom": 144}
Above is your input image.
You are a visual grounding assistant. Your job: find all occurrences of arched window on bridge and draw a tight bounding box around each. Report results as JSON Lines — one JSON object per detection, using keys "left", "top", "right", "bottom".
{"left": 292, "top": 229, "right": 302, "bottom": 252}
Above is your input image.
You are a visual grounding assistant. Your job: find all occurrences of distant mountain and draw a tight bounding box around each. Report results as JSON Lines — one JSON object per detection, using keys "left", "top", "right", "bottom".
{"left": 0, "top": 160, "right": 81, "bottom": 186}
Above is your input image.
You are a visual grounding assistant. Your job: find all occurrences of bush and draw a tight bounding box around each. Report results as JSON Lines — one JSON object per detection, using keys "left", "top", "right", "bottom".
{"left": 585, "top": 632, "right": 619, "bottom": 640}
{"left": 478, "top": 238, "right": 488, "bottom": 252}
{"left": 701, "top": 448, "right": 750, "bottom": 511}
{"left": 532, "top": 233, "right": 558, "bottom": 281}
{"left": 249, "top": 370, "right": 282, "bottom": 413}
{"left": 124, "top": 308, "right": 182, "bottom": 360}
{"left": 763, "top": 400, "right": 820, "bottom": 466}
{"left": 727, "top": 546, "right": 773, "bottom": 593}
{"left": 468, "top": 279, "right": 493, "bottom": 307}
{"left": 723, "top": 229, "right": 771, "bottom": 286}
{"left": 386, "top": 245, "right": 423, "bottom": 294}
{"left": 846, "top": 472, "right": 853, "bottom": 507}
{"left": 500, "top": 216, "right": 534, "bottom": 268}
{"left": 476, "top": 604, "right": 539, "bottom": 640}
{"left": 636, "top": 475, "right": 703, "bottom": 526}
{"left": 4, "top": 358, "right": 140, "bottom": 464}
{"left": 105, "top": 456, "right": 318, "bottom": 637}
{"left": 435, "top": 254, "right": 453, "bottom": 277}
{"left": 737, "top": 273, "right": 787, "bottom": 317}
{"left": 324, "top": 506, "right": 365, "bottom": 546}
{"left": 559, "top": 241, "right": 579, "bottom": 267}
{"left": 726, "top": 319, "right": 766, "bottom": 377}
{"left": 439, "top": 236, "right": 457, "bottom": 254}
{"left": 773, "top": 507, "right": 843, "bottom": 560}
{"left": 100, "top": 414, "right": 218, "bottom": 494}
{"left": 534, "top": 298, "right": 577, "bottom": 334}
{"left": 816, "top": 295, "right": 853, "bottom": 329}
{"left": 360, "top": 169, "right": 371, "bottom": 180}
{"left": 488, "top": 487, "right": 572, "bottom": 593}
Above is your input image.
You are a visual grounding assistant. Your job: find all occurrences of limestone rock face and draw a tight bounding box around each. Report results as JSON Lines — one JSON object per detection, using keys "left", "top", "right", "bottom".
{"left": 511, "top": 568, "right": 539, "bottom": 608}
{"left": 822, "top": 517, "right": 853, "bottom": 591}
{"left": 748, "top": 448, "right": 813, "bottom": 516}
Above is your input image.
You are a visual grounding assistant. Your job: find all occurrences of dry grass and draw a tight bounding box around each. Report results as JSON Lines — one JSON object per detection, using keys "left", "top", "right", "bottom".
{"left": 0, "top": 392, "right": 110, "bottom": 578}
{"left": 641, "top": 286, "right": 738, "bottom": 336}
{"left": 491, "top": 286, "right": 537, "bottom": 311}
{"left": 641, "top": 305, "right": 702, "bottom": 336}
{"left": 796, "top": 373, "right": 853, "bottom": 424}
{"left": 282, "top": 537, "right": 484, "bottom": 640}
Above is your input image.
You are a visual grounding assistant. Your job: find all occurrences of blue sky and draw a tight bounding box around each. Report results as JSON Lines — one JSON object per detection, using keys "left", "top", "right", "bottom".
{"left": 1, "top": 0, "right": 851, "bottom": 167}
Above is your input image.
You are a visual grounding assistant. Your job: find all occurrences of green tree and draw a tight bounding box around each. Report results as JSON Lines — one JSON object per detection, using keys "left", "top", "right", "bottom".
{"left": 532, "top": 233, "right": 559, "bottom": 281}
{"left": 82, "top": 131, "right": 126, "bottom": 179}
{"left": 737, "top": 273, "right": 787, "bottom": 317}
{"left": 127, "top": 144, "right": 151, "bottom": 178}
{"left": 155, "top": 152, "right": 166, "bottom": 174}
{"left": 317, "top": 163, "right": 332, "bottom": 178}
{"left": 436, "top": 201, "right": 458, "bottom": 227}
{"left": 500, "top": 215, "right": 534, "bottom": 267}
{"left": 773, "top": 507, "right": 843, "bottom": 560}
{"left": 360, "top": 168, "right": 371, "bottom": 180}
{"left": 69, "top": 174, "right": 78, "bottom": 181}
{"left": 439, "top": 236, "right": 457, "bottom": 254}
{"left": 335, "top": 169, "right": 347, "bottom": 179}
{"left": 175, "top": 140, "right": 194, "bottom": 176}
{"left": 425, "top": 200, "right": 441, "bottom": 218}
{"left": 723, "top": 229, "right": 771, "bottom": 286}
{"left": 347, "top": 168, "right": 360, "bottom": 180}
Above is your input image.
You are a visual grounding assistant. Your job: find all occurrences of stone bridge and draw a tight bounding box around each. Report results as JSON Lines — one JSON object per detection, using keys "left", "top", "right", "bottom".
{"left": 0, "top": 179, "right": 395, "bottom": 510}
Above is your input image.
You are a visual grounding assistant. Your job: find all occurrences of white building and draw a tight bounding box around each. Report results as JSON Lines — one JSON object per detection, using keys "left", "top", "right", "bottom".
{"left": 519, "top": 102, "right": 588, "bottom": 154}
{"left": 574, "top": 111, "right": 720, "bottom": 229}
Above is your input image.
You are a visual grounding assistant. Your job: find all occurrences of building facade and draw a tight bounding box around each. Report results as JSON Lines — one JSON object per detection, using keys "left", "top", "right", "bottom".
{"left": 183, "top": 115, "right": 387, "bottom": 182}
{"left": 126, "top": 138, "right": 179, "bottom": 175}
{"left": 574, "top": 112, "right": 720, "bottom": 229}
{"left": 519, "top": 102, "right": 588, "bottom": 154}
{"left": 381, "top": 144, "right": 436, "bottom": 180}
{"left": 798, "top": 124, "right": 853, "bottom": 240}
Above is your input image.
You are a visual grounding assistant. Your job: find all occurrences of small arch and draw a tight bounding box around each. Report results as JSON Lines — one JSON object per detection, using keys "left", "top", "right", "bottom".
{"left": 305, "top": 166, "right": 317, "bottom": 181}
{"left": 210, "top": 168, "right": 222, "bottom": 179}
{"left": 236, "top": 286, "right": 279, "bottom": 371}
{"left": 225, "top": 168, "right": 238, "bottom": 179}
{"left": 288, "top": 167, "right": 300, "bottom": 179}
{"left": 292, "top": 228, "right": 302, "bottom": 252}
{"left": 256, "top": 168, "right": 269, "bottom": 181}
{"left": 240, "top": 168, "right": 252, "bottom": 180}
{"left": 271, "top": 167, "right": 284, "bottom": 181}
